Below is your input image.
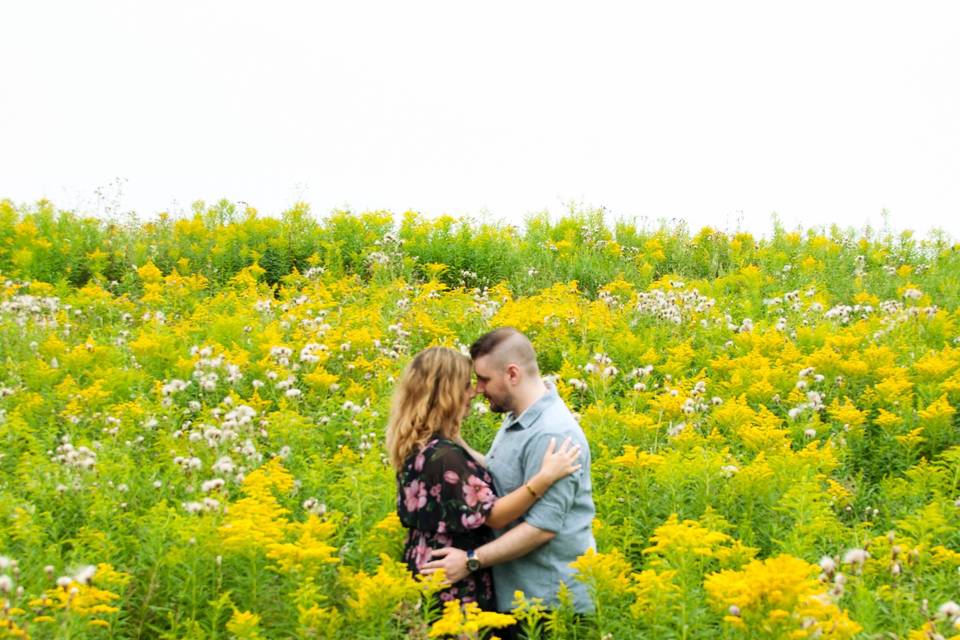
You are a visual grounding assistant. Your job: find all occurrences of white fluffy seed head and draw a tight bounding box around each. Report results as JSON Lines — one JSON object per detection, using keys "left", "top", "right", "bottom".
{"left": 73, "top": 565, "right": 96, "bottom": 585}
{"left": 843, "top": 548, "right": 869, "bottom": 565}
{"left": 819, "top": 556, "right": 836, "bottom": 574}
{"left": 939, "top": 601, "right": 960, "bottom": 620}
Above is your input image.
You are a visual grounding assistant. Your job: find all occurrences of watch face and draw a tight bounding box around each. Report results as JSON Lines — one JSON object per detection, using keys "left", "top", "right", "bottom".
{"left": 467, "top": 558, "right": 480, "bottom": 571}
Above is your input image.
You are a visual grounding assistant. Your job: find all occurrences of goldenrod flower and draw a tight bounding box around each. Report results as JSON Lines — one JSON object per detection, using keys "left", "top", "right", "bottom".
{"left": 429, "top": 599, "right": 515, "bottom": 638}
{"left": 705, "top": 554, "right": 861, "bottom": 639}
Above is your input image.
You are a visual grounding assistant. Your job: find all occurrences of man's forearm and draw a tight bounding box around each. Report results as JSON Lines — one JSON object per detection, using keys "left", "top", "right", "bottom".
{"left": 475, "top": 522, "right": 555, "bottom": 568}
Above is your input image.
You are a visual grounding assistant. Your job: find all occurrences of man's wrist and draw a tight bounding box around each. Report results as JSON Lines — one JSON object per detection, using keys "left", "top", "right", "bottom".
{"left": 466, "top": 549, "right": 481, "bottom": 572}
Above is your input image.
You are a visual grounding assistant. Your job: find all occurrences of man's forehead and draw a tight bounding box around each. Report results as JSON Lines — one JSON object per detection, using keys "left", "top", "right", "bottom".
{"left": 472, "top": 354, "right": 498, "bottom": 375}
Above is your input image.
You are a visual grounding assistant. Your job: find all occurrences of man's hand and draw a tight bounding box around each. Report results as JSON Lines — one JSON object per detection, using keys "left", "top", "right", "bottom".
{"left": 420, "top": 547, "right": 468, "bottom": 584}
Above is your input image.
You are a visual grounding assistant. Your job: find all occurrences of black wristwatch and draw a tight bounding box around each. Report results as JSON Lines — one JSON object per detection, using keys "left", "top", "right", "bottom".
{"left": 466, "top": 549, "right": 481, "bottom": 572}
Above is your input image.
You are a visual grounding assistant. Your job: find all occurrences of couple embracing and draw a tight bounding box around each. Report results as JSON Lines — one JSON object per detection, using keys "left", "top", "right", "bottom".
{"left": 385, "top": 327, "right": 596, "bottom": 635}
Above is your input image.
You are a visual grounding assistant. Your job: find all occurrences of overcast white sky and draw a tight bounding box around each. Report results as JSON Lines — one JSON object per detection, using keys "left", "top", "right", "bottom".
{"left": 1, "top": 1, "right": 958, "bottom": 238}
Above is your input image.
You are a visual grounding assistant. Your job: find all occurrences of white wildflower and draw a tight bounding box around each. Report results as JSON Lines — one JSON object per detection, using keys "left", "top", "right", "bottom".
{"left": 938, "top": 601, "right": 960, "bottom": 621}
{"left": 73, "top": 565, "right": 96, "bottom": 585}
{"left": 183, "top": 501, "right": 204, "bottom": 514}
{"left": 202, "top": 478, "right": 225, "bottom": 493}
{"left": 842, "top": 548, "right": 869, "bottom": 566}
{"left": 816, "top": 556, "right": 836, "bottom": 578}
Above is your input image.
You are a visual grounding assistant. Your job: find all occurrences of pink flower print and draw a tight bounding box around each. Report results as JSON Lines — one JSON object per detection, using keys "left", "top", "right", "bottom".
{"left": 414, "top": 453, "right": 426, "bottom": 472}
{"left": 404, "top": 479, "right": 427, "bottom": 512}
{"left": 477, "top": 483, "right": 495, "bottom": 506}
{"left": 463, "top": 476, "right": 490, "bottom": 507}
{"left": 413, "top": 537, "right": 432, "bottom": 569}
{"left": 443, "top": 470, "right": 460, "bottom": 484}
{"left": 462, "top": 475, "right": 493, "bottom": 508}
{"left": 461, "top": 512, "right": 485, "bottom": 529}
{"left": 437, "top": 521, "right": 447, "bottom": 534}
{"left": 436, "top": 533, "right": 452, "bottom": 546}
{"left": 430, "top": 483, "right": 442, "bottom": 497}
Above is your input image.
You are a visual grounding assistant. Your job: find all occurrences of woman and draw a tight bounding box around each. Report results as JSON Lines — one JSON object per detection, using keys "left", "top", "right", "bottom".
{"left": 386, "top": 346, "right": 581, "bottom": 610}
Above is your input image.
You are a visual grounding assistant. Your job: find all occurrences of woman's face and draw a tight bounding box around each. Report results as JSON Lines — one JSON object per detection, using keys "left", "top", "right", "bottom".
{"left": 460, "top": 377, "right": 477, "bottom": 421}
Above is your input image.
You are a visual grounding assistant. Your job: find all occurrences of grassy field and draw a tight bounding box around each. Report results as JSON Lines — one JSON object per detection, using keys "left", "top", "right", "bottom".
{"left": 0, "top": 198, "right": 959, "bottom": 638}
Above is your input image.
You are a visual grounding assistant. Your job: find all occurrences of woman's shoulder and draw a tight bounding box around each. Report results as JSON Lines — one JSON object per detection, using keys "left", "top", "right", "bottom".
{"left": 422, "top": 437, "right": 468, "bottom": 458}
{"left": 423, "top": 437, "right": 484, "bottom": 469}
{"left": 402, "top": 437, "right": 466, "bottom": 470}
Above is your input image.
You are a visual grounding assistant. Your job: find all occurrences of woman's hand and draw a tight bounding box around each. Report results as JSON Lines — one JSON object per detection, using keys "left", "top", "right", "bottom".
{"left": 452, "top": 432, "right": 487, "bottom": 467}
{"left": 484, "top": 436, "right": 583, "bottom": 529}
{"left": 536, "top": 437, "right": 582, "bottom": 484}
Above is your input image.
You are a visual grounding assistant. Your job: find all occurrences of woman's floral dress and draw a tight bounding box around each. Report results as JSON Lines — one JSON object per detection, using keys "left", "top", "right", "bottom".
{"left": 397, "top": 437, "right": 498, "bottom": 609}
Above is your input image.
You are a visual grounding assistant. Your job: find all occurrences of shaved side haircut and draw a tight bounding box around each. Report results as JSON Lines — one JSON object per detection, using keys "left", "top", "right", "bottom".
{"left": 469, "top": 327, "right": 540, "bottom": 376}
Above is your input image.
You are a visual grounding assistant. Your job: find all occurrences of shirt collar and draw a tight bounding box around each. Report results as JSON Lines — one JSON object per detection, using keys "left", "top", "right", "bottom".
{"left": 506, "top": 382, "right": 557, "bottom": 430}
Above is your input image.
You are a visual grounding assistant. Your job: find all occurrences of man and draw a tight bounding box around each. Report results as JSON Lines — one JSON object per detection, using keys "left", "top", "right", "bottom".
{"left": 421, "top": 327, "right": 596, "bottom": 620}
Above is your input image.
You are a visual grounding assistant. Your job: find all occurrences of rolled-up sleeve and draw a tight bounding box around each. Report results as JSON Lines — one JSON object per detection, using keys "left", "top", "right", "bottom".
{"left": 522, "top": 432, "right": 581, "bottom": 533}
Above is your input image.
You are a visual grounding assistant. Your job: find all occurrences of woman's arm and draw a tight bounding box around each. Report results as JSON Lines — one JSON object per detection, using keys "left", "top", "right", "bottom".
{"left": 484, "top": 437, "right": 580, "bottom": 529}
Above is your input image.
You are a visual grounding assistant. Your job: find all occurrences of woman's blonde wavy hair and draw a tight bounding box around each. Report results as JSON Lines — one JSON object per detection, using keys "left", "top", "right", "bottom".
{"left": 386, "top": 346, "right": 473, "bottom": 471}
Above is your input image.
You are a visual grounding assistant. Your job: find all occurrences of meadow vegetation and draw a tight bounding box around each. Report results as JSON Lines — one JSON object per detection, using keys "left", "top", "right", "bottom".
{"left": 0, "top": 198, "right": 958, "bottom": 638}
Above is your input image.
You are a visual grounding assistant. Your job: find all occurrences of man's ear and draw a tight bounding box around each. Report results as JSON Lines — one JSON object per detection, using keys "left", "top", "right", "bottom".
{"left": 505, "top": 363, "right": 521, "bottom": 384}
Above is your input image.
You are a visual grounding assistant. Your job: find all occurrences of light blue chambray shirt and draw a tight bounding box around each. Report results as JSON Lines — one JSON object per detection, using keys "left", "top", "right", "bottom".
{"left": 485, "top": 383, "right": 596, "bottom": 614}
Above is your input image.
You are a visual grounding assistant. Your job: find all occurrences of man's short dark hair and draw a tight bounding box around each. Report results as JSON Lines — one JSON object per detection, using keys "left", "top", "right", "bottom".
{"left": 469, "top": 327, "right": 520, "bottom": 360}
{"left": 470, "top": 327, "right": 539, "bottom": 375}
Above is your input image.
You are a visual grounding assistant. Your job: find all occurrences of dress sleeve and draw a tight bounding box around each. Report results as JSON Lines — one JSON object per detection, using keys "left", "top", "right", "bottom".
{"left": 424, "top": 443, "right": 497, "bottom": 534}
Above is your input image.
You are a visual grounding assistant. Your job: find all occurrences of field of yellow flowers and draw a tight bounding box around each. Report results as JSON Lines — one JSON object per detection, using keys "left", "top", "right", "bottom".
{"left": 1, "top": 198, "right": 959, "bottom": 639}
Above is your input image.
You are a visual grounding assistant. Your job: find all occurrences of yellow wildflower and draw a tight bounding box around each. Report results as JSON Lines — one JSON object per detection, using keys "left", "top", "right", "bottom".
{"left": 304, "top": 368, "right": 339, "bottom": 390}
{"left": 341, "top": 554, "right": 422, "bottom": 620}
{"left": 735, "top": 406, "right": 790, "bottom": 452}
{"left": 895, "top": 427, "right": 926, "bottom": 448}
{"left": 429, "top": 600, "right": 515, "bottom": 638}
{"left": 226, "top": 609, "right": 262, "bottom": 639}
{"left": 374, "top": 512, "right": 403, "bottom": 534}
{"left": 629, "top": 568, "right": 679, "bottom": 621}
{"left": 220, "top": 458, "right": 295, "bottom": 552}
{"left": 298, "top": 604, "right": 343, "bottom": 638}
{"left": 512, "top": 590, "right": 548, "bottom": 628}
{"left": 873, "top": 408, "right": 903, "bottom": 431}
{"left": 611, "top": 445, "right": 665, "bottom": 469}
{"left": 136, "top": 260, "right": 163, "bottom": 283}
{"left": 643, "top": 514, "right": 734, "bottom": 569}
{"left": 919, "top": 394, "right": 955, "bottom": 427}
{"left": 828, "top": 398, "right": 866, "bottom": 429}
{"left": 706, "top": 554, "right": 861, "bottom": 639}
{"left": 266, "top": 514, "right": 339, "bottom": 574}
{"left": 569, "top": 548, "right": 631, "bottom": 594}
{"left": 28, "top": 575, "right": 125, "bottom": 620}
{"left": 874, "top": 371, "right": 914, "bottom": 405}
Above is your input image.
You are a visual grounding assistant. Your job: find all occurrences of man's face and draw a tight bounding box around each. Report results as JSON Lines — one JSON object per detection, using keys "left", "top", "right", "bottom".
{"left": 472, "top": 354, "right": 513, "bottom": 414}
